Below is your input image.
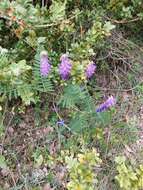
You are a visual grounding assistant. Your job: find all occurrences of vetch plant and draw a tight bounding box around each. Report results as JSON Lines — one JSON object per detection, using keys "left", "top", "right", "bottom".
{"left": 85, "top": 62, "right": 96, "bottom": 79}
{"left": 59, "top": 54, "right": 72, "bottom": 80}
{"left": 96, "top": 96, "right": 116, "bottom": 113}
{"left": 40, "top": 51, "right": 51, "bottom": 77}
{"left": 0, "top": 1, "right": 142, "bottom": 189}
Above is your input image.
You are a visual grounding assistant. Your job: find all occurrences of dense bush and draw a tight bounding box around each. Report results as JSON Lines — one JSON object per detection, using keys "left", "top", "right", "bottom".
{"left": 0, "top": 0, "right": 143, "bottom": 189}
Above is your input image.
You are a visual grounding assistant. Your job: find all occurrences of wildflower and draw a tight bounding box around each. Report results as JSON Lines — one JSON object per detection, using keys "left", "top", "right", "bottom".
{"left": 96, "top": 96, "right": 116, "bottom": 113}
{"left": 57, "top": 119, "right": 65, "bottom": 126}
{"left": 59, "top": 54, "right": 72, "bottom": 80}
{"left": 85, "top": 62, "right": 96, "bottom": 79}
{"left": 40, "top": 51, "right": 51, "bottom": 77}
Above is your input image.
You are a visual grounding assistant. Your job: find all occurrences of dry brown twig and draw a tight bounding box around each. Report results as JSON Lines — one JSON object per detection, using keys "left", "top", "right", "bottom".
{"left": 106, "top": 16, "right": 141, "bottom": 24}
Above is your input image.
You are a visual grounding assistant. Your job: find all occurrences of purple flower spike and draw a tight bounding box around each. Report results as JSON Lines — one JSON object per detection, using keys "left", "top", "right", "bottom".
{"left": 59, "top": 54, "right": 72, "bottom": 80}
{"left": 85, "top": 62, "right": 96, "bottom": 79}
{"left": 40, "top": 51, "right": 51, "bottom": 77}
{"left": 96, "top": 96, "right": 116, "bottom": 113}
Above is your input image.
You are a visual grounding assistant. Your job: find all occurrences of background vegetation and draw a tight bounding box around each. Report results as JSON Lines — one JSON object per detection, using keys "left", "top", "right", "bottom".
{"left": 0, "top": 0, "right": 143, "bottom": 189}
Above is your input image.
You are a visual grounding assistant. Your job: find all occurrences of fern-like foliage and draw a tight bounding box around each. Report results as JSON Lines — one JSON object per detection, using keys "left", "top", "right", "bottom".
{"left": 58, "top": 84, "right": 87, "bottom": 108}
{"left": 58, "top": 84, "right": 98, "bottom": 132}
{"left": 69, "top": 112, "right": 89, "bottom": 133}
{"left": 58, "top": 83, "right": 112, "bottom": 132}
{"left": 58, "top": 84, "right": 95, "bottom": 111}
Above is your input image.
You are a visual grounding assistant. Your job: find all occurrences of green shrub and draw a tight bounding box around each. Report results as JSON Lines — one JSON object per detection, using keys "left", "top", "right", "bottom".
{"left": 65, "top": 148, "right": 102, "bottom": 190}
{"left": 115, "top": 156, "right": 143, "bottom": 190}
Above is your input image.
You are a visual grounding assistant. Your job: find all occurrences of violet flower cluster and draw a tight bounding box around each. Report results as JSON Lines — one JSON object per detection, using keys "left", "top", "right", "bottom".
{"left": 40, "top": 51, "right": 51, "bottom": 77}
{"left": 96, "top": 96, "right": 116, "bottom": 113}
{"left": 40, "top": 51, "right": 96, "bottom": 80}
{"left": 85, "top": 62, "right": 96, "bottom": 79}
{"left": 59, "top": 54, "right": 72, "bottom": 80}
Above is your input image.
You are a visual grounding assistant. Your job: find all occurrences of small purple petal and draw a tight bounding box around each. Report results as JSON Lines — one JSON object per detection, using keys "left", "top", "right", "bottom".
{"left": 57, "top": 120, "right": 65, "bottom": 126}
{"left": 59, "top": 54, "right": 72, "bottom": 80}
{"left": 96, "top": 96, "right": 116, "bottom": 113}
{"left": 85, "top": 62, "right": 96, "bottom": 79}
{"left": 40, "top": 51, "right": 51, "bottom": 77}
